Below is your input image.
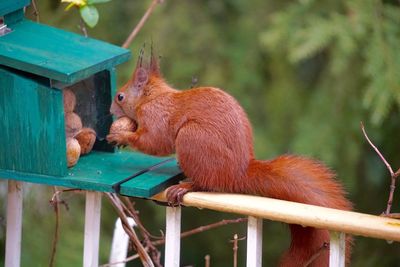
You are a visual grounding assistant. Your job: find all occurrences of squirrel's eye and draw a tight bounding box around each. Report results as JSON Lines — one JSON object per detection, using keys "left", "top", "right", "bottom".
{"left": 117, "top": 93, "right": 125, "bottom": 102}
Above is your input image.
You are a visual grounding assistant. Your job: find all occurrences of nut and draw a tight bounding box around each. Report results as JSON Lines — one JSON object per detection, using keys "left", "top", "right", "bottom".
{"left": 110, "top": 116, "right": 137, "bottom": 134}
{"left": 76, "top": 128, "right": 96, "bottom": 155}
{"left": 65, "top": 112, "right": 83, "bottom": 138}
{"left": 66, "top": 137, "right": 81, "bottom": 167}
{"left": 63, "top": 89, "right": 76, "bottom": 113}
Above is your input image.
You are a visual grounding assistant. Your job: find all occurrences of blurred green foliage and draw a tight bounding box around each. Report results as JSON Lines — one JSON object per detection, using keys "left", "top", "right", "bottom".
{"left": 1, "top": 0, "right": 400, "bottom": 266}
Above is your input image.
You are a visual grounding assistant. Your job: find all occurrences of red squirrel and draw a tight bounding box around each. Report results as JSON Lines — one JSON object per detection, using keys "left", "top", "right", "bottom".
{"left": 107, "top": 48, "right": 353, "bottom": 267}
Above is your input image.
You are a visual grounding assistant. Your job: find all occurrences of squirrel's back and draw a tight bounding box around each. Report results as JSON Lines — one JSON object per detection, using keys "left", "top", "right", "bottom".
{"left": 170, "top": 87, "right": 255, "bottom": 191}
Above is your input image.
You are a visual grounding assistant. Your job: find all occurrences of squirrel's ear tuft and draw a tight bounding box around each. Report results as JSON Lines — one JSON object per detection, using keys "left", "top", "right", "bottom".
{"left": 150, "top": 43, "right": 160, "bottom": 76}
{"left": 136, "top": 43, "right": 146, "bottom": 68}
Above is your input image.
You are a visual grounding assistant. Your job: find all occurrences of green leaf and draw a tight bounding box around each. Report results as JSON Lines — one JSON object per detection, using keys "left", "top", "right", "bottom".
{"left": 87, "top": 0, "right": 111, "bottom": 4}
{"left": 79, "top": 5, "right": 99, "bottom": 28}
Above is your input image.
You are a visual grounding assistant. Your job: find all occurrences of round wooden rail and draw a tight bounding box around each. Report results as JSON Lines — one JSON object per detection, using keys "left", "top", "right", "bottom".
{"left": 153, "top": 191, "right": 400, "bottom": 242}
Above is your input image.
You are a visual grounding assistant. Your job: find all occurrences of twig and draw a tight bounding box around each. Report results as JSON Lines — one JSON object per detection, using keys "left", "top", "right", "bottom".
{"left": 51, "top": 188, "right": 81, "bottom": 201}
{"left": 105, "top": 193, "right": 155, "bottom": 267}
{"left": 31, "top": 0, "right": 40, "bottom": 22}
{"left": 383, "top": 213, "right": 400, "bottom": 219}
{"left": 361, "top": 122, "right": 400, "bottom": 215}
{"left": 100, "top": 253, "right": 141, "bottom": 267}
{"left": 49, "top": 187, "right": 61, "bottom": 267}
{"left": 153, "top": 217, "right": 247, "bottom": 246}
{"left": 103, "top": 217, "right": 246, "bottom": 266}
{"left": 121, "top": 196, "right": 161, "bottom": 239}
{"left": 361, "top": 122, "right": 394, "bottom": 176}
{"left": 190, "top": 76, "right": 198, "bottom": 88}
{"left": 48, "top": 188, "right": 83, "bottom": 265}
{"left": 230, "top": 234, "right": 239, "bottom": 267}
{"left": 204, "top": 255, "right": 210, "bottom": 267}
{"left": 230, "top": 234, "right": 245, "bottom": 267}
{"left": 79, "top": 17, "right": 88, "bottom": 37}
{"left": 50, "top": 188, "right": 82, "bottom": 210}
{"left": 120, "top": 197, "right": 162, "bottom": 266}
{"left": 122, "top": 0, "right": 163, "bottom": 48}
{"left": 303, "top": 242, "right": 329, "bottom": 267}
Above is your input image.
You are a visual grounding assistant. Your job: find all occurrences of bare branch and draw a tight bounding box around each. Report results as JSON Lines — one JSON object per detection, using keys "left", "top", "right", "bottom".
{"left": 361, "top": 121, "right": 394, "bottom": 176}
{"left": 382, "top": 213, "right": 400, "bottom": 219}
{"left": 49, "top": 187, "right": 61, "bottom": 267}
{"left": 105, "top": 193, "right": 155, "bottom": 267}
{"left": 153, "top": 217, "right": 247, "bottom": 246}
{"left": 230, "top": 234, "right": 242, "bottom": 267}
{"left": 303, "top": 242, "right": 329, "bottom": 267}
{"left": 121, "top": 196, "right": 162, "bottom": 239}
{"left": 204, "top": 255, "right": 210, "bottom": 267}
{"left": 79, "top": 17, "right": 88, "bottom": 37}
{"left": 394, "top": 168, "right": 400, "bottom": 179}
{"left": 102, "top": 217, "right": 246, "bottom": 266}
{"left": 122, "top": 0, "right": 163, "bottom": 48}
{"left": 361, "top": 121, "right": 399, "bottom": 215}
{"left": 100, "top": 253, "right": 141, "bottom": 267}
{"left": 119, "top": 197, "right": 162, "bottom": 266}
{"left": 50, "top": 188, "right": 82, "bottom": 210}
{"left": 31, "top": 0, "right": 40, "bottom": 22}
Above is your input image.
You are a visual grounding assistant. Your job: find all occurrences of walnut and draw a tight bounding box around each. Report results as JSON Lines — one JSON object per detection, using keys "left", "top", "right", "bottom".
{"left": 63, "top": 89, "right": 76, "bottom": 113}
{"left": 76, "top": 128, "right": 96, "bottom": 155}
{"left": 66, "top": 137, "right": 81, "bottom": 167}
{"left": 110, "top": 116, "right": 137, "bottom": 133}
{"left": 65, "top": 112, "right": 83, "bottom": 138}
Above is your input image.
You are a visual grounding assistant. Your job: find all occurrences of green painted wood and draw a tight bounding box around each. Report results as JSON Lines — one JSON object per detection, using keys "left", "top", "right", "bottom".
{"left": 0, "top": 20, "right": 130, "bottom": 84}
{"left": 120, "top": 160, "right": 184, "bottom": 197}
{"left": 0, "top": 170, "right": 75, "bottom": 188}
{"left": 110, "top": 67, "right": 117, "bottom": 97}
{"left": 0, "top": 67, "right": 67, "bottom": 176}
{"left": 3, "top": 9, "right": 24, "bottom": 25}
{"left": 0, "top": 150, "right": 183, "bottom": 197}
{"left": 67, "top": 151, "right": 182, "bottom": 197}
{"left": 0, "top": 0, "right": 29, "bottom": 17}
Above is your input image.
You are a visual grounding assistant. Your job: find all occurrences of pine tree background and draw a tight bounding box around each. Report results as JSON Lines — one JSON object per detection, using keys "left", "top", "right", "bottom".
{"left": 1, "top": 0, "right": 400, "bottom": 266}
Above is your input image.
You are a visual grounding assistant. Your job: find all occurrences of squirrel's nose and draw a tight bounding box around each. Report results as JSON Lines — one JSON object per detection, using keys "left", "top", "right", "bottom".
{"left": 110, "top": 101, "right": 125, "bottom": 118}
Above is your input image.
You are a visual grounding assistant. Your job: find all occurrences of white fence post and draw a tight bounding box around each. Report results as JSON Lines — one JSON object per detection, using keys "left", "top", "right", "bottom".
{"left": 5, "top": 180, "right": 23, "bottom": 267}
{"left": 83, "top": 191, "right": 102, "bottom": 267}
{"left": 109, "top": 217, "right": 136, "bottom": 267}
{"left": 165, "top": 206, "right": 181, "bottom": 267}
{"left": 329, "top": 231, "right": 346, "bottom": 267}
{"left": 246, "top": 216, "right": 263, "bottom": 267}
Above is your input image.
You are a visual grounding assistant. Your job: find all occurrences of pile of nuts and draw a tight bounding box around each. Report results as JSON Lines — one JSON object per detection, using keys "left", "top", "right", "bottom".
{"left": 63, "top": 89, "right": 96, "bottom": 167}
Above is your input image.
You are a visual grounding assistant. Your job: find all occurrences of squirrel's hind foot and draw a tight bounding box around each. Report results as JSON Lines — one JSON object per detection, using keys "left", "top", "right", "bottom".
{"left": 166, "top": 182, "right": 194, "bottom": 206}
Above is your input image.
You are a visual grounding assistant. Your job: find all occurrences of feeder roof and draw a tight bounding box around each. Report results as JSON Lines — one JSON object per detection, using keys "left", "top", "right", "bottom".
{"left": 0, "top": 0, "right": 30, "bottom": 17}
{"left": 0, "top": 19, "right": 131, "bottom": 84}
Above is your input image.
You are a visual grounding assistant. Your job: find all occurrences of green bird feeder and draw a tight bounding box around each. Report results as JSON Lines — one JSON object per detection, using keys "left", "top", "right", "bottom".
{"left": 0, "top": 0, "right": 182, "bottom": 197}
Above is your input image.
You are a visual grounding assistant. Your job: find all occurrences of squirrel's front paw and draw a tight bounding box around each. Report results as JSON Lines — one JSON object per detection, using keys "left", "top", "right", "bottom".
{"left": 106, "top": 131, "right": 136, "bottom": 147}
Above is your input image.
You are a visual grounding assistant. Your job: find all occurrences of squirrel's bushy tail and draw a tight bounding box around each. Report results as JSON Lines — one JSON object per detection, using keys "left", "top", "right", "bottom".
{"left": 245, "top": 156, "right": 353, "bottom": 266}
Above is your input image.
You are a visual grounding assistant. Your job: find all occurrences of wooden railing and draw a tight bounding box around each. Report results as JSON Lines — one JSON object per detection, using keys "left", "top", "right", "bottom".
{"left": 4, "top": 180, "right": 400, "bottom": 267}
{"left": 152, "top": 191, "right": 400, "bottom": 267}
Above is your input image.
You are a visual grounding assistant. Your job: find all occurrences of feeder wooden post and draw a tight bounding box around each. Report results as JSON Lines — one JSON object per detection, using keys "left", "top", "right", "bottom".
{"left": 165, "top": 206, "right": 181, "bottom": 267}
{"left": 83, "top": 191, "right": 102, "bottom": 267}
{"left": 5, "top": 180, "right": 23, "bottom": 267}
{"left": 246, "top": 216, "right": 263, "bottom": 267}
{"left": 329, "top": 231, "right": 346, "bottom": 267}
